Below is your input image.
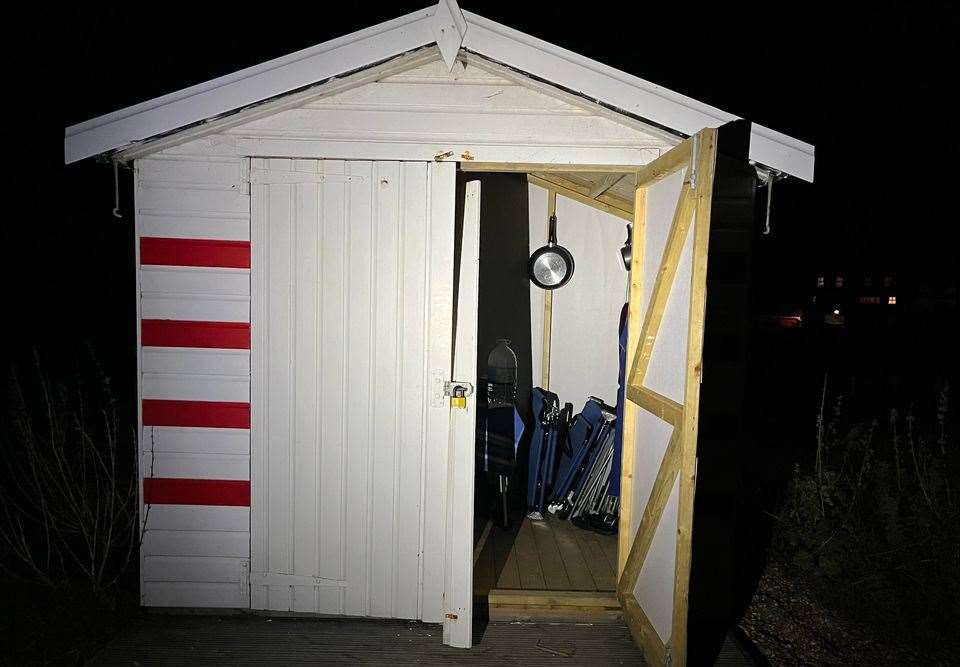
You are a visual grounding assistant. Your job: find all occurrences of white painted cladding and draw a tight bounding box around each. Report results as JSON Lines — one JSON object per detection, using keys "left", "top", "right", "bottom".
{"left": 529, "top": 185, "right": 628, "bottom": 408}
{"left": 136, "top": 155, "right": 252, "bottom": 608}
{"left": 159, "top": 60, "right": 669, "bottom": 166}
{"left": 249, "top": 158, "right": 455, "bottom": 621}
{"left": 129, "top": 56, "right": 681, "bottom": 622}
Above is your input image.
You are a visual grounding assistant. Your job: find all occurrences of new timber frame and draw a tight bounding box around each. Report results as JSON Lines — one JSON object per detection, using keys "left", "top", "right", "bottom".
{"left": 460, "top": 128, "right": 718, "bottom": 666}
{"left": 617, "top": 129, "right": 717, "bottom": 667}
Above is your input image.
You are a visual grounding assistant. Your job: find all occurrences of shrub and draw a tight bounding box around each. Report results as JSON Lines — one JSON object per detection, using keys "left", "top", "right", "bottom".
{"left": 0, "top": 354, "right": 137, "bottom": 599}
{"left": 772, "top": 376, "right": 959, "bottom": 648}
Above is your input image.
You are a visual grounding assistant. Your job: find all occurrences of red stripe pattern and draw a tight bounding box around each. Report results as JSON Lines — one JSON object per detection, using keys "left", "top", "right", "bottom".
{"left": 143, "top": 399, "right": 250, "bottom": 429}
{"left": 139, "top": 234, "right": 251, "bottom": 514}
{"left": 143, "top": 478, "right": 250, "bottom": 506}
{"left": 142, "top": 319, "right": 250, "bottom": 349}
{"left": 140, "top": 237, "right": 250, "bottom": 268}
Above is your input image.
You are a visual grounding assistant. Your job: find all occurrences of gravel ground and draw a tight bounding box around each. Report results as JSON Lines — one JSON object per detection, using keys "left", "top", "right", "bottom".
{"left": 737, "top": 561, "right": 953, "bottom": 666}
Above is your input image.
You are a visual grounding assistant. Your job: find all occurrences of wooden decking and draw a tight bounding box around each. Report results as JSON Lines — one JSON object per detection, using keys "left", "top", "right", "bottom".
{"left": 89, "top": 615, "right": 648, "bottom": 666}
{"left": 475, "top": 513, "right": 619, "bottom": 594}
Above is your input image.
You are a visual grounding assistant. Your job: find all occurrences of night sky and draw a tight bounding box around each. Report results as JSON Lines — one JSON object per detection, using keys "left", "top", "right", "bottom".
{"left": 3, "top": 2, "right": 958, "bottom": 383}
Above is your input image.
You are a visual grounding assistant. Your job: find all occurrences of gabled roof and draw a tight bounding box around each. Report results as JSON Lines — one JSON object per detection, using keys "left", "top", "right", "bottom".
{"left": 64, "top": 1, "right": 815, "bottom": 181}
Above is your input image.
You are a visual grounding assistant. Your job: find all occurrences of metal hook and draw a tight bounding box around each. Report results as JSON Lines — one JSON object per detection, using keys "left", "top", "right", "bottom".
{"left": 763, "top": 170, "right": 777, "bottom": 235}
{"left": 112, "top": 161, "right": 123, "bottom": 219}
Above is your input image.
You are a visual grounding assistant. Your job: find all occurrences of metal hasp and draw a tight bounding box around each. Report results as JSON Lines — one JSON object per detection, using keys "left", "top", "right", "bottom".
{"left": 445, "top": 380, "right": 475, "bottom": 409}
{"left": 444, "top": 381, "right": 475, "bottom": 397}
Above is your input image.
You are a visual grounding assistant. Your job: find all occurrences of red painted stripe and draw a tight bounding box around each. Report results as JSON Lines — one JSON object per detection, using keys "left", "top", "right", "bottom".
{"left": 140, "top": 237, "right": 250, "bottom": 268}
{"left": 143, "top": 478, "right": 250, "bottom": 506}
{"left": 143, "top": 399, "right": 250, "bottom": 429}
{"left": 142, "top": 319, "right": 250, "bottom": 349}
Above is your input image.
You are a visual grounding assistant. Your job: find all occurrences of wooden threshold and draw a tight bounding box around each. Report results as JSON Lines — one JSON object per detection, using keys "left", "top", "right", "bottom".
{"left": 488, "top": 589, "right": 622, "bottom": 624}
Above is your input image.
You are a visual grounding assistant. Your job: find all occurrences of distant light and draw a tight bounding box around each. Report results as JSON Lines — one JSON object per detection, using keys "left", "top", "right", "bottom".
{"left": 833, "top": 308, "right": 841, "bottom": 316}
{"left": 817, "top": 276, "right": 825, "bottom": 288}
{"left": 888, "top": 295, "right": 896, "bottom": 305}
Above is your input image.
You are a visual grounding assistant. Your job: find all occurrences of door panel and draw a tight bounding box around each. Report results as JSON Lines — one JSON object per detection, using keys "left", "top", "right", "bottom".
{"left": 618, "top": 129, "right": 718, "bottom": 667}
{"left": 250, "top": 159, "right": 455, "bottom": 620}
{"left": 443, "top": 178, "right": 481, "bottom": 648}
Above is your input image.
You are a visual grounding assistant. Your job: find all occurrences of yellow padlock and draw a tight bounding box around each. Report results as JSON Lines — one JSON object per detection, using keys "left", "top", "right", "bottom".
{"left": 451, "top": 386, "right": 467, "bottom": 409}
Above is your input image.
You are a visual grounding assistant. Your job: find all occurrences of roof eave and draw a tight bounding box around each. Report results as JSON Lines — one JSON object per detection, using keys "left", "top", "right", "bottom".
{"left": 63, "top": 6, "right": 439, "bottom": 164}
{"left": 64, "top": 2, "right": 814, "bottom": 182}
{"left": 460, "top": 10, "right": 814, "bottom": 182}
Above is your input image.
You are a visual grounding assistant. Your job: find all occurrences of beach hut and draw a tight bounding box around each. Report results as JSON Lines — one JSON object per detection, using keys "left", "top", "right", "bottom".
{"left": 64, "top": 2, "right": 814, "bottom": 663}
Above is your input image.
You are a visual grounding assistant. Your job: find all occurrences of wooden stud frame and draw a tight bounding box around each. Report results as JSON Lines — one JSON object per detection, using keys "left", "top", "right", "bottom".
{"left": 540, "top": 190, "right": 557, "bottom": 389}
{"left": 616, "top": 128, "right": 717, "bottom": 667}
{"left": 526, "top": 173, "right": 634, "bottom": 221}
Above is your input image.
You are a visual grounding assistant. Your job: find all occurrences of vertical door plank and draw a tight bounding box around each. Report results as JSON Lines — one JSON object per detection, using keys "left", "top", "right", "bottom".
{"left": 343, "top": 161, "right": 375, "bottom": 616}
{"left": 266, "top": 175, "right": 294, "bottom": 602}
{"left": 292, "top": 172, "right": 320, "bottom": 612}
{"left": 395, "top": 162, "right": 429, "bottom": 619}
{"left": 369, "top": 161, "right": 402, "bottom": 618}
{"left": 319, "top": 161, "right": 347, "bottom": 612}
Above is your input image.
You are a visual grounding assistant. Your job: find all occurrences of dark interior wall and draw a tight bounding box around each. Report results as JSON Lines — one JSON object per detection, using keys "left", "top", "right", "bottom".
{"left": 457, "top": 173, "right": 533, "bottom": 520}
{"left": 459, "top": 172, "right": 534, "bottom": 420}
{"left": 687, "top": 121, "right": 758, "bottom": 665}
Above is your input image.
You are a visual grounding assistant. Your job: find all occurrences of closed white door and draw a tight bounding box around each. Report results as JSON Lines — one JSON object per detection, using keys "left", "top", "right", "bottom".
{"left": 249, "top": 159, "right": 456, "bottom": 622}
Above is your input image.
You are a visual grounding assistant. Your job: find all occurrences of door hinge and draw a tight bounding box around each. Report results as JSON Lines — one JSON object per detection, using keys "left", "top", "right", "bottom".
{"left": 239, "top": 560, "right": 250, "bottom": 602}
{"left": 687, "top": 133, "right": 701, "bottom": 192}
{"left": 238, "top": 159, "right": 250, "bottom": 195}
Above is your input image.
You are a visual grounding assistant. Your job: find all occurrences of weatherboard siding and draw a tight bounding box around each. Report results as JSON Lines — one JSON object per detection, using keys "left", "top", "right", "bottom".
{"left": 129, "top": 59, "right": 671, "bottom": 613}
{"left": 136, "top": 156, "right": 252, "bottom": 608}
{"left": 159, "top": 59, "right": 668, "bottom": 165}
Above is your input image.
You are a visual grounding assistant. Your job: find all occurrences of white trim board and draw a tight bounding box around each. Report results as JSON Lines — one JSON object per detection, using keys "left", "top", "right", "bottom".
{"left": 64, "top": 1, "right": 814, "bottom": 181}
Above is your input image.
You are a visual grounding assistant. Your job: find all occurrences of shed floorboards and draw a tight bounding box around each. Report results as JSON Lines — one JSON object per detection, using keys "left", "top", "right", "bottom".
{"left": 475, "top": 513, "right": 618, "bottom": 595}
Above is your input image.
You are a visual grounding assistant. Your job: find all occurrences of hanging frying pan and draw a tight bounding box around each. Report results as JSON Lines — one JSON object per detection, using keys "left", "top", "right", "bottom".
{"left": 528, "top": 214, "right": 575, "bottom": 290}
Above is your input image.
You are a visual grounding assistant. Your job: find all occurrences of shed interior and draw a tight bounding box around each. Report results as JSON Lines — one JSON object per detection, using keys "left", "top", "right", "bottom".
{"left": 463, "top": 165, "right": 636, "bottom": 620}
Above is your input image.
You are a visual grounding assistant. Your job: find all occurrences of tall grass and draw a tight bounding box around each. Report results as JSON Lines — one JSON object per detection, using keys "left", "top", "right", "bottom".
{"left": 772, "top": 376, "right": 958, "bottom": 648}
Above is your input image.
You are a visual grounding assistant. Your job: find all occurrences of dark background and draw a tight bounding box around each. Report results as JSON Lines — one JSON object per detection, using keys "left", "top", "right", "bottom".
{"left": 4, "top": 2, "right": 958, "bottom": 384}
{"left": 1, "top": 2, "right": 958, "bottom": 661}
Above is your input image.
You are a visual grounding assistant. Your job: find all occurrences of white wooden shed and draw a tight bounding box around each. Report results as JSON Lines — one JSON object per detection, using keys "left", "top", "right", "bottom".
{"left": 64, "top": 2, "right": 814, "bottom": 664}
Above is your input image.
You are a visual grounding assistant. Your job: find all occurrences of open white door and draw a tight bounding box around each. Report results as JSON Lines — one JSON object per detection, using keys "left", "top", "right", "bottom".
{"left": 250, "top": 159, "right": 457, "bottom": 623}
{"left": 618, "top": 129, "right": 718, "bottom": 666}
{"left": 443, "top": 179, "right": 481, "bottom": 648}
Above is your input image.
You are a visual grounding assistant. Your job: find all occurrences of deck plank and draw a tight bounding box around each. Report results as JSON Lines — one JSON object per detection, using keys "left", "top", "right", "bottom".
{"left": 513, "top": 518, "right": 546, "bottom": 590}
{"left": 492, "top": 524, "right": 521, "bottom": 589}
{"left": 90, "top": 615, "right": 650, "bottom": 665}
{"left": 529, "top": 519, "right": 571, "bottom": 590}
{"left": 572, "top": 526, "right": 617, "bottom": 592}
{"left": 598, "top": 528, "right": 620, "bottom": 578}
{"left": 547, "top": 516, "right": 597, "bottom": 591}
{"left": 474, "top": 524, "right": 497, "bottom": 596}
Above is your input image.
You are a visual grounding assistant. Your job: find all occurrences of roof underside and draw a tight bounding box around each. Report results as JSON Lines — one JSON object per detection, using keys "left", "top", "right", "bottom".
{"left": 64, "top": 2, "right": 814, "bottom": 181}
